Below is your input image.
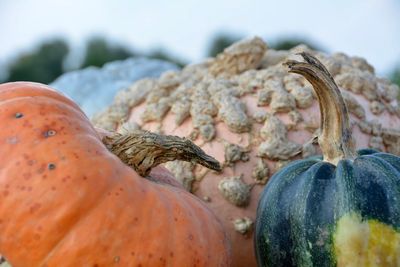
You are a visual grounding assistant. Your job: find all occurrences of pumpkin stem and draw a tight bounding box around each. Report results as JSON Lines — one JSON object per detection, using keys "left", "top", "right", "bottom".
{"left": 284, "top": 52, "right": 356, "bottom": 165}
{"left": 103, "top": 130, "right": 222, "bottom": 176}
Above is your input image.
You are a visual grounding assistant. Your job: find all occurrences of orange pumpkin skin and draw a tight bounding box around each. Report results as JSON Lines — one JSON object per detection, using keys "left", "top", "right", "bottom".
{"left": 0, "top": 82, "right": 230, "bottom": 267}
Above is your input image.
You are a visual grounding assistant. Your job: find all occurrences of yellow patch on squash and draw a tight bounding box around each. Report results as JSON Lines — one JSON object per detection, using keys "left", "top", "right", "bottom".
{"left": 334, "top": 213, "right": 400, "bottom": 267}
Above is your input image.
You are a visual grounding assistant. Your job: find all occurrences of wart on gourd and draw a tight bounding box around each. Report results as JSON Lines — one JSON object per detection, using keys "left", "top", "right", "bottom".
{"left": 258, "top": 112, "right": 301, "bottom": 160}
{"left": 233, "top": 217, "right": 253, "bottom": 235}
{"left": 218, "top": 175, "right": 253, "bottom": 207}
{"left": 251, "top": 158, "right": 269, "bottom": 185}
{"left": 223, "top": 141, "right": 250, "bottom": 167}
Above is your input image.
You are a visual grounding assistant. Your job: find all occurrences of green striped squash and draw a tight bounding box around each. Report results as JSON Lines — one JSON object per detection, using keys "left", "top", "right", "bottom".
{"left": 254, "top": 53, "right": 400, "bottom": 267}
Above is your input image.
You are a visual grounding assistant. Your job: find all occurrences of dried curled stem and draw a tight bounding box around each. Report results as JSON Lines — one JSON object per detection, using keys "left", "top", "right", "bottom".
{"left": 284, "top": 52, "right": 356, "bottom": 165}
{"left": 102, "top": 130, "right": 222, "bottom": 177}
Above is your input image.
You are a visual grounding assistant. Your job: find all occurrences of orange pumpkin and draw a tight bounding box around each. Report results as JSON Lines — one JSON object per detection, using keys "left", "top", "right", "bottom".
{"left": 0, "top": 82, "right": 231, "bottom": 267}
{"left": 94, "top": 38, "right": 400, "bottom": 267}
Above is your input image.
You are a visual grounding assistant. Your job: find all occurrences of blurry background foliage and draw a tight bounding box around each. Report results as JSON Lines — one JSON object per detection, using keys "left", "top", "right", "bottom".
{"left": 206, "top": 33, "right": 323, "bottom": 57}
{"left": 80, "top": 37, "right": 134, "bottom": 69}
{"left": 5, "top": 39, "right": 69, "bottom": 84}
{"left": 1, "top": 33, "right": 399, "bottom": 90}
{"left": 391, "top": 67, "right": 400, "bottom": 89}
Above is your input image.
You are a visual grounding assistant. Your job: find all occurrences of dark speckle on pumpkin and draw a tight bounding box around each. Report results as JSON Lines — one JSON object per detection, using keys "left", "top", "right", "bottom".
{"left": 15, "top": 112, "right": 24, "bottom": 118}
{"left": 44, "top": 130, "right": 57, "bottom": 138}
{"left": 48, "top": 163, "right": 56, "bottom": 170}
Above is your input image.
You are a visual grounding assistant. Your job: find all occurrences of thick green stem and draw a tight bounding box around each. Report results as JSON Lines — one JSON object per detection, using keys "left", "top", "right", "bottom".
{"left": 102, "top": 130, "right": 221, "bottom": 176}
{"left": 284, "top": 52, "right": 356, "bottom": 165}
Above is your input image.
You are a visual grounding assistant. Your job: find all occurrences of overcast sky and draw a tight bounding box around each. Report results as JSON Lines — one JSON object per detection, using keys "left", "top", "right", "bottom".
{"left": 0, "top": 0, "right": 399, "bottom": 75}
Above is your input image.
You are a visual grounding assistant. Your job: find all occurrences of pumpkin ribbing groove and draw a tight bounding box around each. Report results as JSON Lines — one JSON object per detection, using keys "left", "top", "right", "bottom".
{"left": 290, "top": 162, "right": 337, "bottom": 266}
{"left": 373, "top": 153, "right": 400, "bottom": 173}
{"left": 334, "top": 159, "right": 357, "bottom": 214}
{"left": 254, "top": 159, "right": 320, "bottom": 265}
{"left": 355, "top": 155, "right": 400, "bottom": 225}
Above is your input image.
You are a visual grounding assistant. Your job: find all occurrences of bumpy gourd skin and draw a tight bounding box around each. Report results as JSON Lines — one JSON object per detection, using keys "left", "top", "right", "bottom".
{"left": 255, "top": 149, "right": 400, "bottom": 267}
{"left": 0, "top": 82, "right": 230, "bottom": 267}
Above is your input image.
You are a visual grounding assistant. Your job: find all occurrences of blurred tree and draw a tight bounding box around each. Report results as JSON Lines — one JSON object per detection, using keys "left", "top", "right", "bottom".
{"left": 270, "top": 37, "right": 322, "bottom": 51}
{"left": 81, "top": 37, "right": 134, "bottom": 68}
{"left": 147, "top": 49, "right": 187, "bottom": 68}
{"left": 206, "top": 33, "right": 323, "bottom": 58}
{"left": 390, "top": 66, "right": 400, "bottom": 87}
{"left": 1, "top": 36, "right": 188, "bottom": 84}
{"left": 207, "top": 33, "right": 242, "bottom": 57}
{"left": 5, "top": 39, "right": 69, "bottom": 84}
{"left": 389, "top": 66, "right": 400, "bottom": 100}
